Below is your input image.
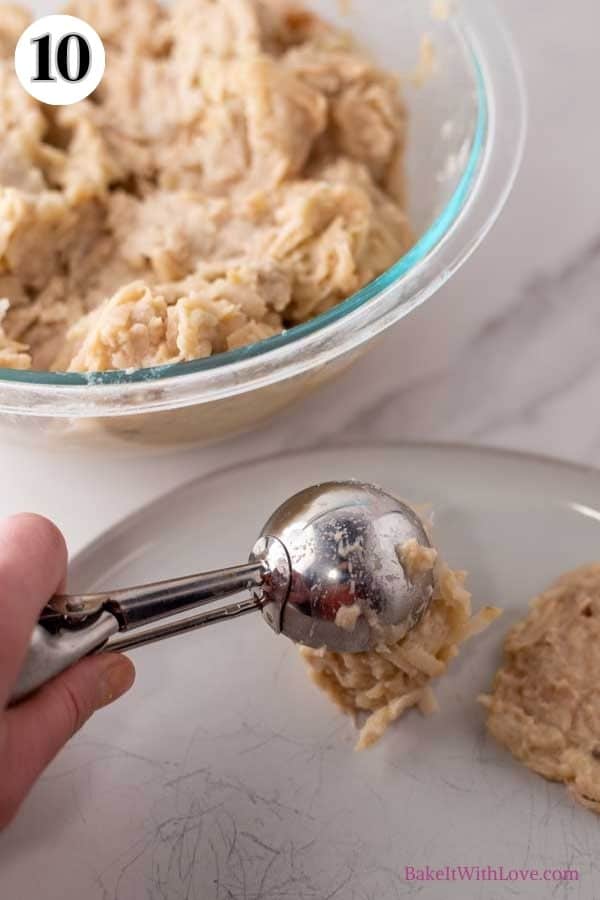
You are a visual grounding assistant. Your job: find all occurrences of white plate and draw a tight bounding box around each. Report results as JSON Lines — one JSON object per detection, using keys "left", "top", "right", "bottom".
{"left": 1, "top": 443, "right": 599, "bottom": 899}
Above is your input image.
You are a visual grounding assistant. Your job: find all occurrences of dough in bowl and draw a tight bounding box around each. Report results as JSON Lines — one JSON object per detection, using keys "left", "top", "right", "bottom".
{"left": 481, "top": 565, "right": 600, "bottom": 814}
{"left": 0, "top": 0, "right": 412, "bottom": 373}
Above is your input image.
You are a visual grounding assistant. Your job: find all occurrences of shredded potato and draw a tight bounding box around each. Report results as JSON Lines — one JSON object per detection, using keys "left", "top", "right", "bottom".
{"left": 302, "top": 538, "right": 501, "bottom": 750}
{"left": 481, "top": 565, "right": 600, "bottom": 814}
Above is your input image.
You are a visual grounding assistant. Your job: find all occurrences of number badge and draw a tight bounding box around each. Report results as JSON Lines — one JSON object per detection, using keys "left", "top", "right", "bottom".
{"left": 14, "top": 14, "right": 105, "bottom": 106}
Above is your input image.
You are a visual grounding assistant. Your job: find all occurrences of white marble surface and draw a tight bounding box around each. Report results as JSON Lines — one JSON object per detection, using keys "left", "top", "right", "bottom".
{"left": 1, "top": 0, "right": 599, "bottom": 551}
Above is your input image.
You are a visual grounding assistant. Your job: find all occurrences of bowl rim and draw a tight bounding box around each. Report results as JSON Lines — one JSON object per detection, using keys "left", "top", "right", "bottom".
{"left": 0, "top": 0, "right": 526, "bottom": 416}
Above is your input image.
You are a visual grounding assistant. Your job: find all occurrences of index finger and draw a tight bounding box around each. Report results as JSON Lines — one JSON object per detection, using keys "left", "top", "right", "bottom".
{"left": 0, "top": 514, "right": 67, "bottom": 707}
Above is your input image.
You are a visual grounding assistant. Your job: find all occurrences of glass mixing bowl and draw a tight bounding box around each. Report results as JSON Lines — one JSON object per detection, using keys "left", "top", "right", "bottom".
{"left": 0, "top": 0, "right": 525, "bottom": 449}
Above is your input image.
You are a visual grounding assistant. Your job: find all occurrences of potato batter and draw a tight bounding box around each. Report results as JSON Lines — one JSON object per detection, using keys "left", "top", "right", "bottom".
{"left": 302, "top": 540, "right": 501, "bottom": 750}
{"left": 481, "top": 565, "right": 600, "bottom": 814}
{"left": 0, "top": 0, "right": 412, "bottom": 373}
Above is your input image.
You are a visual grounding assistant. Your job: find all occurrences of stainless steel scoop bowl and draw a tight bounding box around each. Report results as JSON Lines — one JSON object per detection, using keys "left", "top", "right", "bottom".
{"left": 12, "top": 482, "right": 434, "bottom": 704}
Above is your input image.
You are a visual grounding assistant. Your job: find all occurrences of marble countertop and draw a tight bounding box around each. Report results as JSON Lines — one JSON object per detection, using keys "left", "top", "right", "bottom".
{"left": 1, "top": 0, "right": 599, "bottom": 554}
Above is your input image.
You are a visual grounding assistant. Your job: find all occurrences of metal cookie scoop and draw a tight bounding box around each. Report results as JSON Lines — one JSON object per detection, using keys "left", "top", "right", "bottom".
{"left": 12, "top": 482, "right": 434, "bottom": 704}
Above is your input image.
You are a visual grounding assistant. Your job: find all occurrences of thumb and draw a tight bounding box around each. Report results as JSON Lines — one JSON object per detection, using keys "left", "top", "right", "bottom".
{"left": 1, "top": 653, "right": 135, "bottom": 826}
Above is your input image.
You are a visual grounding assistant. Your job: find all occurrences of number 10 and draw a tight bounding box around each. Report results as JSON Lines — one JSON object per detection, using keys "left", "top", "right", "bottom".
{"left": 31, "top": 32, "right": 91, "bottom": 83}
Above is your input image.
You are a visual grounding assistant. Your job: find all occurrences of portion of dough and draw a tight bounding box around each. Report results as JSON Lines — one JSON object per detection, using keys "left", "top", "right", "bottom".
{"left": 399, "top": 536, "right": 438, "bottom": 580}
{"left": 0, "top": 0, "right": 412, "bottom": 373}
{"left": 481, "top": 565, "right": 600, "bottom": 814}
{"left": 0, "top": 298, "right": 29, "bottom": 369}
{"left": 302, "top": 541, "right": 501, "bottom": 750}
{"left": 335, "top": 602, "right": 362, "bottom": 632}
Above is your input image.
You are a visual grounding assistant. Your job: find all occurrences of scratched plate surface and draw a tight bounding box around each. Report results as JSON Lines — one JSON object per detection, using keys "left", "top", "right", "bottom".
{"left": 1, "top": 444, "right": 600, "bottom": 899}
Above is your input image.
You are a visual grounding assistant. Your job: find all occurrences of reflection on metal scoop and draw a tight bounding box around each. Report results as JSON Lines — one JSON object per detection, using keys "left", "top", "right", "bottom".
{"left": 12, "top": 482, "right": 434, "bottom": 703}
{"left": 255, "top": 482, "right": 434, "bottom": 653}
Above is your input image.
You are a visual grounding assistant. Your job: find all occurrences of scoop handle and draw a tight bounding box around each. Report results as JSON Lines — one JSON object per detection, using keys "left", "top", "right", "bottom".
{"left": 11, "top": 537, "right": 292, "bottom": 705}
{"left": 99, "top": 563, "right": 266, "bottom": 629}
{"left": 11, "top": 594, "right": 264, "bottom": 706}
{"left": 10, "top": 612, "right": 120, "bottom": 704}
{"left": 11, "top": 561, "right": 271, "bottom": 705}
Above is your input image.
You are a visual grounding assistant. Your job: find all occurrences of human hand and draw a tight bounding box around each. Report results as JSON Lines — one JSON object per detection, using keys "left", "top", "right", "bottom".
{"left": 0, "top": 514, "right": 135, "bottom": 830}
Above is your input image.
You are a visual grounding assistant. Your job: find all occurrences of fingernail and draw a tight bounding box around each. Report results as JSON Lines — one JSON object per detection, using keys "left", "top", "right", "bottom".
{"left": 98, "top": 655, "right": 136, "bottom": 709}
